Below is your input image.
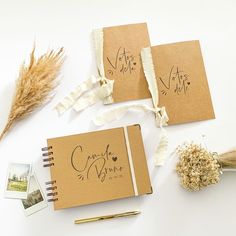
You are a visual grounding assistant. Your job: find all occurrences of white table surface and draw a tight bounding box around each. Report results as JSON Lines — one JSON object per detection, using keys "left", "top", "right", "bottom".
{"left": 0, "top": 0, "right": 235, "bottom": 235}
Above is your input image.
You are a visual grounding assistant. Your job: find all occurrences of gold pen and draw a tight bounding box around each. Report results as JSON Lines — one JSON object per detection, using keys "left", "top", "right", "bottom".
{"left": 74, "top": 210, "right": 141, "bottom": 224}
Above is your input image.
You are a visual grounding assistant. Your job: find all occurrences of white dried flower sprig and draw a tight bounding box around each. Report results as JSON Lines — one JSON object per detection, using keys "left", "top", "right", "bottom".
{"left": 176, "top": 143, "right": 236, "bottom": 191}
{"left": 176, "top": 143, "right": 221, "bottom": 191}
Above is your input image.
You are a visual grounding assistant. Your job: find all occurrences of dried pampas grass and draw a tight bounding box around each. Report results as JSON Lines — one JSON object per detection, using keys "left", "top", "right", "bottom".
{"left": 0, "top": 46, "right": 65, "bottom": 141}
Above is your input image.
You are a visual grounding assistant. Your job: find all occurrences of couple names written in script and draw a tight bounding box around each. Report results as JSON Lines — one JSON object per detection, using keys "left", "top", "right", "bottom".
{"left": 70, "top": 144, "right": 123, "bottom": 183}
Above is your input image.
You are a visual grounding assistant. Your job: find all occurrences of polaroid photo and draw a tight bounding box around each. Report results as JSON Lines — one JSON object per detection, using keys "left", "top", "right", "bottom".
{"left": 21, "top": 173, "right": 48, "bottom": 216}
{"left": 5, "top": 163, "right": 31, "bottom": 199}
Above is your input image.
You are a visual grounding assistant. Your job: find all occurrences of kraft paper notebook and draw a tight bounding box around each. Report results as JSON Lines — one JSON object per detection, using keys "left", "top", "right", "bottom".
{"left": 42, "top": 125, "right": 152, "bottom": 210}
{"left": 94, "top": 22, "right": 151, "bottom": 103}
{"left": 54, "top": 23, "right": 151, "bottom": 115}
{"left": 141, "top": 40, "right": 215, "bottom": 125}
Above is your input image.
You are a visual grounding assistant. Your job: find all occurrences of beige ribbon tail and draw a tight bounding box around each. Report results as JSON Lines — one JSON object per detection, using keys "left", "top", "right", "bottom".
{"left": 55, "top": 28, "right": 114, "bottom": 115}
{"left": 93, "top": 104, "right": 155, "bottom": 126}
{"left": 153, "top": 128, "right": 168, "bottom": 166}
{"left": 73, "top": 79, "right": 114, "bottom": 112}
{"left": 55, "top": 76, "right": 100, "bottom": 115}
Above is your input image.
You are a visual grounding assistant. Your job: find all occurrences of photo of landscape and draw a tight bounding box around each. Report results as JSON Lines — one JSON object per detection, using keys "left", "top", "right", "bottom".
{"left": 22, "top": 176, "right": 44, "bottom": 209}
{"left": 7, "top": 163, "right": 31, "bottom": 192}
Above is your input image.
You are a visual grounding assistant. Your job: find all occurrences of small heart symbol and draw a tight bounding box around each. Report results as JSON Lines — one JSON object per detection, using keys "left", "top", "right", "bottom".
{"left": 112, "top": 156, "right": 117, "bottom": 162}
{"left": 133, "top": 62, "right": 136, "bottom": 65}
{"left": 187, "top": 82, "right": 190, "bottom": 85}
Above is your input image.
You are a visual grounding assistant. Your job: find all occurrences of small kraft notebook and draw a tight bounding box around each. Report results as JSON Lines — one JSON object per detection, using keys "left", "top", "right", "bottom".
{"left": 94, "top": 23, "right": 151, "bottom": 103}
{"left": 141, "top": 40, "right": 215, "bottom": 125}
{"left": 42, "top": 125, "right": 152, "bottom": 210}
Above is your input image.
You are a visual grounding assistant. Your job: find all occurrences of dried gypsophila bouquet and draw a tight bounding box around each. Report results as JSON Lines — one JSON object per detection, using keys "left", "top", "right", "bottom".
{"left": 176, "top": 142, "right": 236, "bottom": 191}
{"left": 0, "top": 46, "right": 65, "bottom": 141}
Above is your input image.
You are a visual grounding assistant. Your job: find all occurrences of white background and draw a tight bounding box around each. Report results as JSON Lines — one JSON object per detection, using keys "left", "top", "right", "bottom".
{"left": 0, "top": 0, "right": 235, "bottom": 235}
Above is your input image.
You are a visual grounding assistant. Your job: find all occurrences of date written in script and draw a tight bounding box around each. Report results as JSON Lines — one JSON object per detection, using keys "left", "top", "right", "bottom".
{"left": 70, "top": 144, "right": 123, "bottom": 183}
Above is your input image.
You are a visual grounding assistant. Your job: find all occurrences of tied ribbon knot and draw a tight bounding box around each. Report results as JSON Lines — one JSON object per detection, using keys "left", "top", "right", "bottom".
{"left": 98, "top": 77, "right": 114, "bottom": 101}
{"left": 153, "top": 107, "right": 169, "bottom": 127}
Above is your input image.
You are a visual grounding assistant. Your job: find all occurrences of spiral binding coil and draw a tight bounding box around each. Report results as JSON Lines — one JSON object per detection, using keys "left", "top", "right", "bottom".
{"left": 42, "top": 146, "right": 58, "bottom": 202}
{"left": 42, "top": 146, "right": 54, "bottom": 167}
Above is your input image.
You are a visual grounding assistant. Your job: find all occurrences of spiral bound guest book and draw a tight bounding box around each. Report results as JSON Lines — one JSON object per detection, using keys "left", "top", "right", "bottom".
{"left": 42, "top": 125, "right": 152, "bottom": 210}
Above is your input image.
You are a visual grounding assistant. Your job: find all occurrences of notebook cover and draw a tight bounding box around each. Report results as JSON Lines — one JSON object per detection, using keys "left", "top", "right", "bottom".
{"left": 151, "top": 40, "right": 215, "bottom": 124}
{"left": 45, "top": 125, "right": 152, "bottom": 210}
{"left": 103, "top": 23, "right": 151, "bottom": 103}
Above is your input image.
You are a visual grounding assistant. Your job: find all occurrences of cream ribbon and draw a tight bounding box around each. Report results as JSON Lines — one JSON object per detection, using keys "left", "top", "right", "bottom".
{"left": 94, "top": 104, "right": 168, "bottom": 127}
{"left": 73, "top": 77, "right": 113, "bottom": 112}
{"left": 55, "top": 75, "right": 114, "bottom": 114}
{"left": 141, "top": 47, "right": 169, "bottom": 126}
{"left": 141, "top": 47, "right": 169, "bottom": 166}
{"left": 123, "top": 126, "right": 138, "bottom": 196}
{"left": 93, "top": 47, "right": 169, "bottom": 166}
{"left": 93, "top": 28, "right": 113, "bottom": 105}
{"left": 55, "top": 28, "right": 114, "bottom": 115}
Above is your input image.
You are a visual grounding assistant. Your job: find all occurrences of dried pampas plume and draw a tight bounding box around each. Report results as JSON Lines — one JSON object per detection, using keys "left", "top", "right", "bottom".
{"left": 0, "top": 46, "right": 65, "bottom": 141}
